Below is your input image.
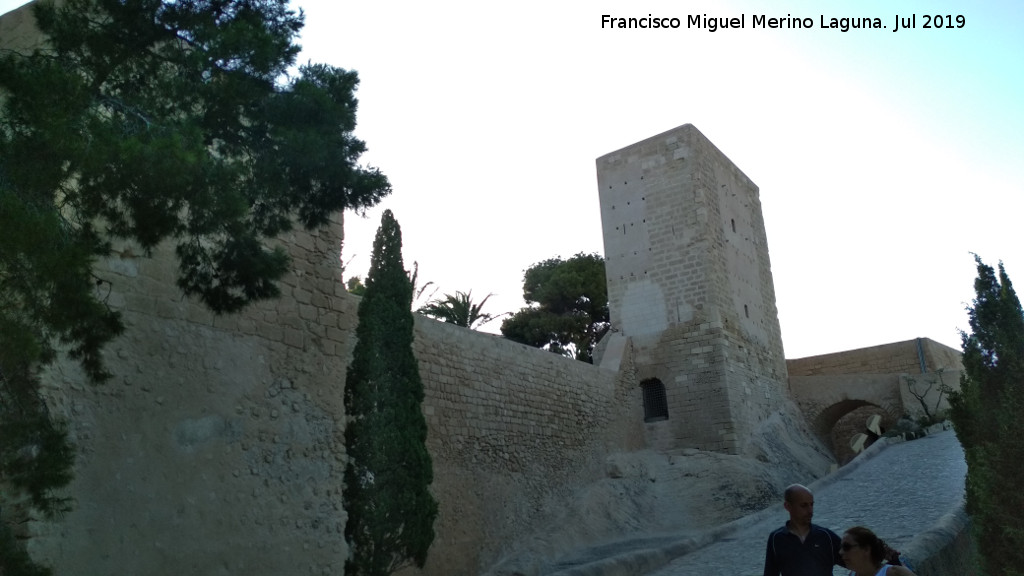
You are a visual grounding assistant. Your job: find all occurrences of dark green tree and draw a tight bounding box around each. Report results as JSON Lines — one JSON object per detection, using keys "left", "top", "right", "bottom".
{"left": 501, "top": 252, "right": 609, "bottom": 362}
{"left": 0, "top": 520, "right": 51, "bottom": 576}
{"left": 1, "top": 0, "right": 389, "bottom": 315}
{"left": 948, "top": 256, "right": 1024, "bottom": 576}
{"left": 1, "top": 184, "right": 110, "bottom": 550}
{"left": 418, "top": 290, "right": 497, "bottom": 329}
{"left": 343, "top": 210, "right": 437, "bottom": 575}
{"left": 0, "top": 0, "right": 389, "bottom": 571}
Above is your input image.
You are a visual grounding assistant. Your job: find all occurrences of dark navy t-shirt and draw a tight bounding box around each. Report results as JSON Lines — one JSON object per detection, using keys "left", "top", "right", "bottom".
{"left": 763, "top": 523, "right": 844, "bottom": 576}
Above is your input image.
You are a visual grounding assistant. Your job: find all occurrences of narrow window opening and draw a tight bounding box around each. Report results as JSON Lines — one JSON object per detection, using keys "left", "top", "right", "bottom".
{"left": 640, "top": 378, "right": 669, "bottom": 423}
{"left": 744, "top": 304, "right": 749, "bottom": 318}
{"left": 731, "top": 218, "right": 736, "bottom": 233}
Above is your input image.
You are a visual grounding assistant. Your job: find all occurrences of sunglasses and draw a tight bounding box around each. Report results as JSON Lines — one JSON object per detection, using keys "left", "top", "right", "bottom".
{"left": 841, "top": 543, "right": 860, "bottom": 551}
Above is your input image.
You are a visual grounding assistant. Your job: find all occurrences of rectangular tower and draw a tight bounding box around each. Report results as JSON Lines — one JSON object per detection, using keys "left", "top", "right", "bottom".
{"left": 597, "top": 124, "right": 787, "bottom": 454}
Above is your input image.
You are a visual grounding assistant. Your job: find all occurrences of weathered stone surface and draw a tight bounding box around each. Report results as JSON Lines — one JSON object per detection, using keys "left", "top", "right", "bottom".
{"left": 0, "top": 14, "right": 965, "bottom": 571}
{"left": 597, "top": 124, "right": 791, "bottom": 455}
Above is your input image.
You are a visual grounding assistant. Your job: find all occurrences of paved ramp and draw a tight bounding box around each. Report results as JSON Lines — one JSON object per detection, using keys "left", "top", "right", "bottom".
{"left": 551, "top": 428, "right": 966, "bottom": 576}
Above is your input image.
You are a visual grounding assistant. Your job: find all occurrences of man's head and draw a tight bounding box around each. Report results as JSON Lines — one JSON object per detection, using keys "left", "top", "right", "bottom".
{"left": 783, "top": 484, "right": 814, "bottom": 527}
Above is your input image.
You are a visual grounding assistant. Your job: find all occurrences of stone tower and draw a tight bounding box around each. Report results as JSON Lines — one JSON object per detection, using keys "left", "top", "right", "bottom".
{"left": 596, "top": 124, "right": 787, "bottom": 454}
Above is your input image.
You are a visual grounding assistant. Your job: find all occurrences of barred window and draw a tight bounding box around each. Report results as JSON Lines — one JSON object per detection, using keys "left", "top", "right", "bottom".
{"left": 641, "top": 378, "right": 669, "bottom": 422}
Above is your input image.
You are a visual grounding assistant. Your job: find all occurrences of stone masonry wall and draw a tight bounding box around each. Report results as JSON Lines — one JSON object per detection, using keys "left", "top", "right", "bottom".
{"left": 921, "top": 339, "right": 964, "bottom": 373}
{"left": 596, "top": 124, "right": 788, "bottom": 454}
{"left": 30, "top": 218, "right": 354, "bottom": 576}
{"left": 788, "top": 373, "right": 904, "bottom": 442}
{"left": 786, "top": 339, "right": 963, "bottom": 449}
{"left": 899, "top": 369, "right": 963, "bottom": 423}
{"left": 631, "top": 325, "right": 733, "bottom": 453}
{"left": 0, "top": 1, "right": 46, "bottom": 53}
{"left": 4, "top": 6, "right": 646, "bottom": 574}
{"left": 693, "top": 127, "right": 788, "bottom": 437}
{"left": 29, "top": 221, "right": 644, "bottom": 576}
{"left": 787, "top": 339, "right": 923, "bottom": 376}
{"left": 696, "top": 126, "right": 787, "bottom": 377}
{"left": 412, "top": 319, "right": 644, "bottom": 575}
{"left": 787, "top": 338, "right": 961, "bottom": 377}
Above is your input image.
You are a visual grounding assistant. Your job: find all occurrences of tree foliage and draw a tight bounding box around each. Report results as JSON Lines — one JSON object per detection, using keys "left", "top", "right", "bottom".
{"left": 500, "top": 252, "right": 609, "bottom": 362}
{"left": 343, "top": 210, "right": 437, "bottom": 575}
{"left": 346, "top": 276, "right": 368, "bottom": 296}
{"left": 947, "top": 256, "right": 1024, "bottom": 576}
{"left": 418, "top": 290, "right": 497, "bottom": 329}
{"left": 0, "top": 520, "right": 51, "bottom": 576}
{"left": 0, "top": 0, "right": 389, "bottom": 571}
{"left": 1, "top": 0, "right": 389, "bottom": 315}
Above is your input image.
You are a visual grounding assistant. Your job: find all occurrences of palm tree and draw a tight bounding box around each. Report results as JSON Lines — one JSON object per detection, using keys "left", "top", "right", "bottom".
{"left": 408, "top": 261, "right": 437, "bottom": 308}
{"left": 417, "top": 290, "right": 497, "bottom": 330}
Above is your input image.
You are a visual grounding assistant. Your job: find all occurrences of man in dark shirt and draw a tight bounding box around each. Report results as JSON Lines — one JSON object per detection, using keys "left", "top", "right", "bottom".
{"left": 763, "top": 484, "right": 844, "bottom": 576}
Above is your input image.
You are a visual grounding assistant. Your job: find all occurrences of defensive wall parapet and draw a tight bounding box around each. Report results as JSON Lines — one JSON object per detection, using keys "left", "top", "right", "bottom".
{"left": 787, "top": 338, "right": 962, "bottom": 377}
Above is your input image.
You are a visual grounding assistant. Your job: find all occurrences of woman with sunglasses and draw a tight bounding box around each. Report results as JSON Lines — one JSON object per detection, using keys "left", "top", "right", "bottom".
{"left": 839, "top": 526, "right": 917, "bottom": 576}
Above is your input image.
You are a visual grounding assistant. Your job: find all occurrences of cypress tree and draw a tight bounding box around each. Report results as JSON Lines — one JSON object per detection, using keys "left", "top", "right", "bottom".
{"left": 342, "top": 210, "right": 437, "bottom": 575}
{"left": 948, "top": 256, "right": 1024, "bottom": 576}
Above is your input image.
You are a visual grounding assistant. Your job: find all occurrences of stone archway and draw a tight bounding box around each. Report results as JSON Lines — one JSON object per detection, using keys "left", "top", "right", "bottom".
{"left": 790, "top": 373, "right": 906, "bottom": 462}
{"left": 815, "top": 400, "right": 898, "bottom": 464}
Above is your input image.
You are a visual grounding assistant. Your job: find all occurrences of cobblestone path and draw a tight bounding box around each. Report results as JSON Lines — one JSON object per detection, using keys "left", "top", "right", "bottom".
{"left": 646, "top": 429, "right": 966, "bottom": 576}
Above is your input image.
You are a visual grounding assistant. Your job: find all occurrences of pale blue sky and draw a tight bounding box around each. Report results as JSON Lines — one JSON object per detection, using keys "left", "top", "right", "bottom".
{"left": 3, "top": 0, "right": 1022, "bottom": 359}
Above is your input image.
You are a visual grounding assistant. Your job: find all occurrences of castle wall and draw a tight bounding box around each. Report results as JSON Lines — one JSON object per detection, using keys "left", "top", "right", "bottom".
{"left": 3, "top": 6, "right": 645, "bottom": 573}
{"left": 786, "top": 339, "right": 963, "bottom": 443}
{"left": 787, "top": 337, "right": 963, "bottom": 460}
{"left": 787, "top": 338, "right": 962, "bottom": 377}
{"left": 0, "top": 1, "right": 47, "bottom": 53}
{"left": 899, "top": 369, "right": 963, "bottom": 423}
{"left": 413, "top": 319, "right": 643, "bottom": 575}
{"left": 30, "top": 220, "right": 355, "bottom": 575}
{"left": 789, "top": 373, "right": 904, "bottom": 442}
{"left": 920, "top": 339, "right": 965, "bottom": 373}
{"left": 4, "top": 4, "right": 951, "bottom": 565}
{"left": 26, "top": 227, "right": 642, "bottom": 576}
{"left": 596, "top": 124, "right": 787, "bottom": 454}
